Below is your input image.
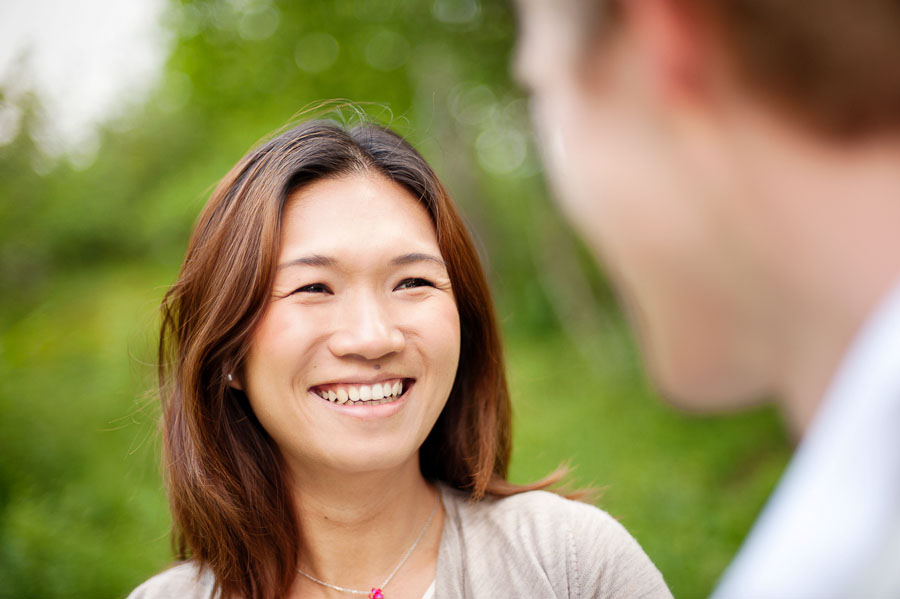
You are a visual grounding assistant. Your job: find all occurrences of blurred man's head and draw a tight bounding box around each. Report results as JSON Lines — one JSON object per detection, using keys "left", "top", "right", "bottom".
{"left": 515, "top": 0, "right": 900, "bottom": 420}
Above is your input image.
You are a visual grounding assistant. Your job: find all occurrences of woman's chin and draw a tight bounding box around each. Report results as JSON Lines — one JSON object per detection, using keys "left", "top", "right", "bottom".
{"left": 318, "top": 445, "right": 421, "bottom": 477}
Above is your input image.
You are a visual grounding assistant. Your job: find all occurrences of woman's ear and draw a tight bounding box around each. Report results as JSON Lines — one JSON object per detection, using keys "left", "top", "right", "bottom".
{"left": 227, "top": 371, "right": 243, "bottom": 391}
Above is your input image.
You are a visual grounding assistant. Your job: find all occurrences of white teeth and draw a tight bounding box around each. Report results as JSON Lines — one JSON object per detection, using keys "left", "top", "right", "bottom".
{"left": 359, "top": 385, "right": 372, "bottom": 401}
{"left": 314, "top": 379, "right": 408, "bottom": 405}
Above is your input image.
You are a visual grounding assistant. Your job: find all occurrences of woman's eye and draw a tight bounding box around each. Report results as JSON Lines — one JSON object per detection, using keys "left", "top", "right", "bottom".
{"left": 395, "top": 278, "right": 435, "bottom": 290}
{"left": 292, "top": 283, "right": 331, "bottom": 295}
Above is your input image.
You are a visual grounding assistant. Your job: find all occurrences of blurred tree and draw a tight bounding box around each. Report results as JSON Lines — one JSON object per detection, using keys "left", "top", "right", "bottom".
{"left": 2, "top": 0, "right": 592, "bottom": 333}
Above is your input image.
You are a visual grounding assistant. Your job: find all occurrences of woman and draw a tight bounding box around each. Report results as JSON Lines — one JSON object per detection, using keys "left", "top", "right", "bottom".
{"left": 130, "top": 120, "right": 671, "bottom": 599}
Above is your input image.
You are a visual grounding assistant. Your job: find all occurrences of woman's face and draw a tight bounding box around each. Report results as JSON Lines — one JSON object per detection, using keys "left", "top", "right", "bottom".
{"left": 239, "top": 173, "right": 461, "bottom": 477}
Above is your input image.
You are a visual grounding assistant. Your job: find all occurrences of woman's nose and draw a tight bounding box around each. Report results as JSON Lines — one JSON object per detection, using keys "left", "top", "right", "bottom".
{"left": 327, "top": 294, "right": 405, "bottom": 360}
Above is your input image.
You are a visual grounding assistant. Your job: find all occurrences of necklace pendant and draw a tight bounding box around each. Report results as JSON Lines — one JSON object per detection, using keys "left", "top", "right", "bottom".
{"left": 369, "top": 588, "right": 384, "bottom": 599}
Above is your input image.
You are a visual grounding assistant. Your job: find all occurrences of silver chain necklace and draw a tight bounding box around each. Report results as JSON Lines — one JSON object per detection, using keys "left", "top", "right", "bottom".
{"left": 296, "top": 492, "right": 439, "bottom": 599}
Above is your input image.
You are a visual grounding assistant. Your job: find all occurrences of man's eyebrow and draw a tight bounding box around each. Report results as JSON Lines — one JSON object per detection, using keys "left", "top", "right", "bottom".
{"left": 390, "top": 253, "right": 447, "bottom": 268}
{"left": 277, "top": 254, "right": 336, "bottom": 270}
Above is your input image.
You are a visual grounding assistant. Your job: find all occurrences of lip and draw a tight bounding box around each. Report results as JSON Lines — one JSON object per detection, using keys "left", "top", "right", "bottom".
{"left": 309, "top": 375, "right": 411, "bottom": 389}
{"left": 308, "top": 379, "right": 416, "bottom": 420}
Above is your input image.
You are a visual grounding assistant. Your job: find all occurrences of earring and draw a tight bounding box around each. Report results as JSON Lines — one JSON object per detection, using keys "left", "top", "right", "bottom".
{"left": 227, "top": 373, "right": 234, "bottom": 382}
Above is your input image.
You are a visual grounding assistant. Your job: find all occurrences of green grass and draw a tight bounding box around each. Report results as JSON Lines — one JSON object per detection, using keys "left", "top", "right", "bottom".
{"left": 0, "top": 263, "right": 791, "bottom": 598}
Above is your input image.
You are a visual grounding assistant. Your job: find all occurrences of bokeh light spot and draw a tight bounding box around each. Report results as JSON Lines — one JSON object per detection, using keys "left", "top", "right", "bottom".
{"left": 432, "top": 0, "right": 481, "bottom": 24}
{"left": 364, "top": 29, "right": 409, "bottom": 71}
{"left": 295, "top": 32, "right": 340, "bottom": 73}
{"left": 476, "top": 126, "right": 526, "bottom": 175}
{"left": 450, "top": 82, "right": 495, "bottom": 126}
{"left": 238, "top": 7, "right": 280, "bottom": 41}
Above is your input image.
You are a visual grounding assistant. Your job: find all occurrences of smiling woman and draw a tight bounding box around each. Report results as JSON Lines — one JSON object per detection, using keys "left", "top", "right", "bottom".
{"left": 238, "top": 174, "right": 461, "bottom": 484}
{"left": 128, "top": 120, "right": 671, "bottom": 599}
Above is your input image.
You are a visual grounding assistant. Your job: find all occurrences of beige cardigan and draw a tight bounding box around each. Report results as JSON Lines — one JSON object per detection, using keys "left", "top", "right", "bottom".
{"left": 128, "top": 484, "right": 672, "bottom": 598}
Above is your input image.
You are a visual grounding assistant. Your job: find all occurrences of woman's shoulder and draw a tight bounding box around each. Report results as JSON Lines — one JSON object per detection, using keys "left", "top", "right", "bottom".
{"left": 443, "top": 484, "right": 622, "bottom": 540}
{"left": 439, "top": 485, "right": 672, "bottom": 598}
{"left": 127, "top": 561, "right": 216, "bottom": 599}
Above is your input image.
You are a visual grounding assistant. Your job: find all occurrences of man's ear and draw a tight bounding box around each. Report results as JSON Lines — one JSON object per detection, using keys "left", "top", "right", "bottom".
{"left": 620, "top": 0, "right": 711, "bottom": 105}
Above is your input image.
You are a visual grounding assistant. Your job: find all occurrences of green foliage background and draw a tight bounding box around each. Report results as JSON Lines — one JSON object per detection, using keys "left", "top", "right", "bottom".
{"left": 0, "top": 1, "right": 791, "bottom": 596}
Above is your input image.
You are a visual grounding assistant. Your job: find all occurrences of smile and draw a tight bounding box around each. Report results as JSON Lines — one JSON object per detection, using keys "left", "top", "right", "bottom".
{"left": 309, "top": 378, "right": 412, "bottom": 406}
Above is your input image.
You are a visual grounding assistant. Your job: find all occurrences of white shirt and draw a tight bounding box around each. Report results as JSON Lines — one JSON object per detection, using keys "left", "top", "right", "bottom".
{"left": 714, "top": 279, "right": 900, "bottom": 598}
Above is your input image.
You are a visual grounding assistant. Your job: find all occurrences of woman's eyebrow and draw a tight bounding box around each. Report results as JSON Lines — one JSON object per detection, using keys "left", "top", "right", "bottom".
{"left": 277, "top": 254, "right": 335, "bottom": 270}
{"left": 277, "top": 252, "right": 446, "bottom": 271}
{"left": 390, "top": 253, "right": 447, "bottom": 268}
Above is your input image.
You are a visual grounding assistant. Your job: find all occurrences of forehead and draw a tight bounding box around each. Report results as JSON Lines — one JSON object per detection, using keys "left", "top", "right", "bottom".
{"left": 515, "top": 0, "right": 586, "bottom": 25}
{"left": 513, "top": 0, "right": 587, "bottom": 81}
{"left": 280, "top": 173, "right": 440, "bottom": 261}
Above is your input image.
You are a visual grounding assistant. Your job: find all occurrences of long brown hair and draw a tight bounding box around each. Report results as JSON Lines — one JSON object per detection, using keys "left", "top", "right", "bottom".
{"left": 158, "top": 120, "right": 561, "bottom": 599}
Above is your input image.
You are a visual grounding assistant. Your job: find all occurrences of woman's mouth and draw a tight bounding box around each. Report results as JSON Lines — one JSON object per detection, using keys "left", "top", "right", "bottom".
{"left": 309, "top": 378, "right": 413, "bottom": 406}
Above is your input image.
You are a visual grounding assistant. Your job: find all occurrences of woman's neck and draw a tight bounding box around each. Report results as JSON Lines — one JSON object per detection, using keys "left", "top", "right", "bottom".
{"left": 288, "top": 457, "right": 442, "bottom": 598}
